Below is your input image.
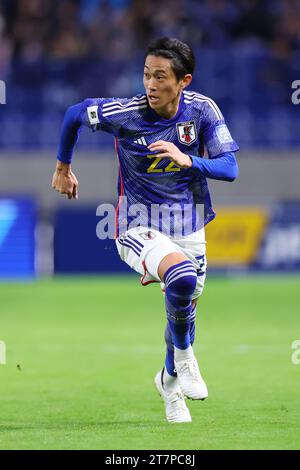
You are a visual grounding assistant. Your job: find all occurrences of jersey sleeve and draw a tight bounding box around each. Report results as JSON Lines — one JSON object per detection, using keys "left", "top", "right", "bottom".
{"left": 200, "top": 100, "right": 239, "bottom": 158}
{"left": 81, "top": 97, "right": 122, "bottom": 135}
{"left": 57, "top": 95, "right": 147, "bottom": 163}
{"left": 81, "top": 94, "right": 147, "bottom": 136}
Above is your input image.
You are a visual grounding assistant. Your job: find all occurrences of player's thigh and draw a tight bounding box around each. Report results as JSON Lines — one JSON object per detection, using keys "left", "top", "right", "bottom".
{"left": 115, "top": 226, "right": 183, "bottom": 281}
{"left": 157, "top": 251, "right": 190, "bottom": 281}
{"left": 174, "top": 229, "right": 207, "bottom": 300}
{"left": 158, "top": 230, "right": 207, "bottom": 299}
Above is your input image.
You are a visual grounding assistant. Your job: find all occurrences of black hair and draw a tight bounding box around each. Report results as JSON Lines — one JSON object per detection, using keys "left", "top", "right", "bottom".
{"left": 145, "top": 37, "right": 195, "bottom": 81}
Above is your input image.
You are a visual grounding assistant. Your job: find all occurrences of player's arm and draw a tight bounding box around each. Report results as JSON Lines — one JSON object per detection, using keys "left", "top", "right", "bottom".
{"left": 192, "top": 100, "right": 239, "bottom": 182}
{"left": 52, "top": 160, "right": 79, "bottom": 199}
{"left": 148, "top": 141, "right": 238, "bottom": 182}
{"left": 52, "top": 103, "right": 83, "bottom": 199}
{"left": 189, "top": 151, "right": 238, "bottom": 181}
{"left": 52, "top": 97, "right": 122, "bottom": 198}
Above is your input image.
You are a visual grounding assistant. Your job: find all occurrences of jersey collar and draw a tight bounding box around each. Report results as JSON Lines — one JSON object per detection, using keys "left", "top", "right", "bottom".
{"left": 145, "top": 93, "right": 186, "bottom": 125}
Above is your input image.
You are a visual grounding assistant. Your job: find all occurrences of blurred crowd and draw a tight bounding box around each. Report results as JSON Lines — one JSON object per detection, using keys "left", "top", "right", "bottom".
{"left": 0, "top": 0, "right": 299, "bottom": 68}
{"left": 0, "top": 0, "right": 300, "bottom": 146}
{"left": 0, "top": 0, "right": 299, "bottom": 149}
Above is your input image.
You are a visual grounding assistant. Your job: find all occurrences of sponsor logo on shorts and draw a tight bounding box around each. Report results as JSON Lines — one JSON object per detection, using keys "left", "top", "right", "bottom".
{"left": 139, "top": 230, "right": 156, "bottom": 240}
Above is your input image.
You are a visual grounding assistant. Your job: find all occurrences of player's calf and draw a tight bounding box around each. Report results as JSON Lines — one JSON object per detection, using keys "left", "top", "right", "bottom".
{"left": 163, "top": 262, "right": 208, "bottom": 400}
{"left": 164, "top": 302, "right": 197, "bottom": 377}
{"left": 164, "top": 260, "right": 197, "bottom": 349}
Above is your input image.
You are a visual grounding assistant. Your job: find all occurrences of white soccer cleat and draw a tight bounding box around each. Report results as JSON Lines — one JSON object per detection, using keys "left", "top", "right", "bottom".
{"left": 154, "top": 370, "right": 192, "bottom": 423}
{"left": 174, "top": 356, "right": 208, "bottom": 400}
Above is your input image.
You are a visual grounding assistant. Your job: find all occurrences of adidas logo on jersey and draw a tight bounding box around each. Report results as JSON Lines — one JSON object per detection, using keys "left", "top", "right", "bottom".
{"left": 133, "top": 137, "right": 147, "bottom": 146}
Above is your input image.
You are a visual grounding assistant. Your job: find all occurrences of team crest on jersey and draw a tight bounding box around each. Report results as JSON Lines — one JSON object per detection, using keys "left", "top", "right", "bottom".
{"left": 139, "top": 230, "right": 156, "bottom": 240}
{"left": 176, "top": 121, "right": 197, "bottom": 146}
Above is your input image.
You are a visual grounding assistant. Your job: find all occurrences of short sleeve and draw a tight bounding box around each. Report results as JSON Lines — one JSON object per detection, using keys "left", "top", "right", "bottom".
{"left": 201, "top": 100, "right": 239, "bottom": 158}
{"left": 80, "top": 97, "right": 120, "bottom": 135}
{"left": 80, "top": 95, "right": 147, "bottom": 136}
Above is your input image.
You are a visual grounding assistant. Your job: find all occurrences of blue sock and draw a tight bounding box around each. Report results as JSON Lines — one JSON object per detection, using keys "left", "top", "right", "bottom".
{"left": 164, "top": 304, "right": 197, "bottom": 376}
{"left": 164, "top": 260, "right": 197, "bottom": 351}
{"left": 190, "top": 304, "right": 197, "bottom": 345}
{"left": 164, "top": 323, "right": 176, "bottom": 376}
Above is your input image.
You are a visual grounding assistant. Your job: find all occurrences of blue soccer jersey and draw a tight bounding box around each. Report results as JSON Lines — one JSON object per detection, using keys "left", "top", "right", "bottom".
{"left": 58, "top": 90, "right": 239, "bottom": 237}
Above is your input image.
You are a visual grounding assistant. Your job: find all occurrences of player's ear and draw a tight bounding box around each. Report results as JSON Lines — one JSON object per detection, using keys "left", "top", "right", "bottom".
{"left": 181, "top": 74, "right": 192, "bottom": 90}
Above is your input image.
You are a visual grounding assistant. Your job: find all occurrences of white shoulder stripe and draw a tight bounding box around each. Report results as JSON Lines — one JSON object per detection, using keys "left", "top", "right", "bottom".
{"left": 184, "top": 91, "right": 223, "bottom": 120}
{"left": 184, "top": 93, "right": 223, "bottom": 118}
{"left": 103, "top": 100, "right": 147, "bottom": 113}
{"left": 184, "top": 98, "right": 223, "bottom": 120}
{"left": 103, "top": 95, "right": 147, "bottom": 109}
{"left": 103, "top": 104, "right": 148, "bottom": 117}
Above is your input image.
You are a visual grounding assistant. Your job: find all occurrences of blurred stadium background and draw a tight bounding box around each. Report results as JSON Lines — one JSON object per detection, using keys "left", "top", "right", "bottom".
{"left": 0, "top": 0, "right": 300, "bottom": 448}
{"left": 0, "top": 0, "right": 300, "bottom": 277}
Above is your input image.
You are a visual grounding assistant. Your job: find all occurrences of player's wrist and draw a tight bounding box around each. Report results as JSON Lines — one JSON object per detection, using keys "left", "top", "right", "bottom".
{"left": 187, "top": 155, "right": 194, "bottom": 168}
{"left": 56, "top": 160, "right": 72, "bottom": 174}
{"left": 182, "top": 155, "right": 193, "bottom": 168}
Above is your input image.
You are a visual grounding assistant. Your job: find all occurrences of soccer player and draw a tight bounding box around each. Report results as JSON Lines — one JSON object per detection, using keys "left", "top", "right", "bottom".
{"left": 52, "top": 37, "right": 239, "bottom": 423}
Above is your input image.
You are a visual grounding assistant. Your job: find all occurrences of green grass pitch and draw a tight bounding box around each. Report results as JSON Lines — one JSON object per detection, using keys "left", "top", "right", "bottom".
{"left": 0, "top": 275, "right": 299, "bottom": 450}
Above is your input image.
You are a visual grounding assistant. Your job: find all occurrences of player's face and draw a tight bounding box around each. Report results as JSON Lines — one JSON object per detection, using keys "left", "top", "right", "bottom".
{"left": 143, "top": 55, "right": 191, "bottom": 118}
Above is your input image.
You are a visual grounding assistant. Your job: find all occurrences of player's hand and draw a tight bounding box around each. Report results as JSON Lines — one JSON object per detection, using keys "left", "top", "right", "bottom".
{"left": 52, "top": 161, "right": 78, "bottom": 200}
{"left": 148, "top": 140, "right": 192, "bottom": 169}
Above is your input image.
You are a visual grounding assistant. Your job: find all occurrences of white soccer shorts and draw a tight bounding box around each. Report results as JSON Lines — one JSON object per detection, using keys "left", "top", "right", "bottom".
{"left": 115, "top": 226, "right": 207, "bottom": 300}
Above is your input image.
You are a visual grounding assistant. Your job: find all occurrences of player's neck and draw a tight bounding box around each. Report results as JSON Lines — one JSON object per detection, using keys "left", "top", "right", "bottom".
{"left": 155, "top": 93, "right": 181, "bottom": 120}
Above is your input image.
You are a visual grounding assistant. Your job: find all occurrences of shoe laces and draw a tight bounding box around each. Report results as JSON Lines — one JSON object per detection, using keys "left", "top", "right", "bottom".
{"left": 179, "top": 359, "right": 201, "bottom": 382}
{"left": 167, "top": 391, "right": 188, "bottom": 416}
{"left": 168, "top": 390, "right": 185, "bottom": 405}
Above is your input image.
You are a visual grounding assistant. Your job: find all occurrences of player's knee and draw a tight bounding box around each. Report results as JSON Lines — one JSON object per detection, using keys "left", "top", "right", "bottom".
{"left": 164, "top": 260, "right": 197, "bottom": 303}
